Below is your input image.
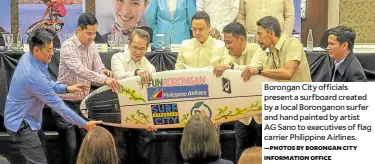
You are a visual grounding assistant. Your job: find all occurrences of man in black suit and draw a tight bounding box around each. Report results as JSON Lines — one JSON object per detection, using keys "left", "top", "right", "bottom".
{"left": 327, "top": 26, "right": 367, "bottom": 82}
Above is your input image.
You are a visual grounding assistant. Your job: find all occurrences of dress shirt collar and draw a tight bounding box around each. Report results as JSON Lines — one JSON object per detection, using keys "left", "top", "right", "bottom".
{"left": 124, "top": 50, "right": 145, "bottom": 64}
{"left": 274, "top": 36, "right": 286, "bottom": 51}
{"left": 72, "top": 33, "right": 84, "bottom": 48}
{"left": 334, "top": 53, "right": 351, "bottom": 76}
{"left": 240, "top": 43, "right": 250, "bottom": 57}
{"left": 193, "top": 36, "right": 213, "bottom": 48}
{"left": 29, "top": 52, "right": 48, "bottom": 70}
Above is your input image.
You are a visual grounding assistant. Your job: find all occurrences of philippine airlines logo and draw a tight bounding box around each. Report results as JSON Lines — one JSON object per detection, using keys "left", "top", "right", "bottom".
{"left": 152, "top": 89, "right": 163, "bottom": 99}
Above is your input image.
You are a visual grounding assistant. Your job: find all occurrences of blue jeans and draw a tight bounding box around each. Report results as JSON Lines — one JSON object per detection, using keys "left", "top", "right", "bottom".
{"left": 234, "top": 119, "right": 262, "bottom": 163}
{"left": 7, "top": 121, "right": 48, "bottom": 164}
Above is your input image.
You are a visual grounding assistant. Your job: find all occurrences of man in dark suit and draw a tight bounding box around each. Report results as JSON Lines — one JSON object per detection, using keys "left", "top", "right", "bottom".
{"left": 327, "top": 26, "right": 367, "bottom": 82}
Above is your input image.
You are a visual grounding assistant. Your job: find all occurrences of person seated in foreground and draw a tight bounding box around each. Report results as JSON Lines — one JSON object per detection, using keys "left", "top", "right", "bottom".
{"left": 238, "top": 147, "right": 262, "bottom": 164}
{"left": 180, "top": 114, "right": 234, "bottom": 164}
{"left": 76, "top": 126, "right": 118, "bottom": 164}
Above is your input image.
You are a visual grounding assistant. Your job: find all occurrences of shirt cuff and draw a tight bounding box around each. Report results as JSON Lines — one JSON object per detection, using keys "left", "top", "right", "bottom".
{"left": 56, "top": 84, "right": 68, "bottom": 94}
{"left": 77, "top": 118, "right": 88, "bottom": 128}
{"left": 97, "top": 73, "right": 107, "bottom": 84}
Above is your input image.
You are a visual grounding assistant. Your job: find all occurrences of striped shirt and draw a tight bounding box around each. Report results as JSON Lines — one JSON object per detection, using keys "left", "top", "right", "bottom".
{"left": 57, "top": 34, "right": 107, "bottom": 101}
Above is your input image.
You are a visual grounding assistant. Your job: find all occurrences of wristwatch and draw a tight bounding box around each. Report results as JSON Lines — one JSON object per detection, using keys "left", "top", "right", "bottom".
{"left": 258, "top": 67, "right": 263, "bottom": 75}
{"left": 229, "top": 62, "right": 234, "bottom": 69}
{"left": 134, "top": 69, "right": 140, "bottom": 76}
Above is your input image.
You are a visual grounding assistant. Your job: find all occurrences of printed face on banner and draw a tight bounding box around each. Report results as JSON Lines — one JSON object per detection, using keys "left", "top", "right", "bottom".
{"left": 113, "top": 0, "right": 150, "bottom": 31}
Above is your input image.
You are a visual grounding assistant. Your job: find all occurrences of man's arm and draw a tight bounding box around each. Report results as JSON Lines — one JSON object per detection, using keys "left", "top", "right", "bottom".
{"left": 60, "top": 44, "right": 106, "bottom": 84}
{"left": 349, "top": 68, "right": 368, "bottom": 82}
{"left": 219, "top": 47, "right": 231, "bottom": 65}
{"left": 175, "top": 47, "right": 187, "bottom": 70}
{"left": 49, "top": 80, "right": 68, "bottom": 94}
{"left": 236, "top": 0, "right": 246, "bottom": 27}
{"left": 146, "top": 60, "right": 157, "bottom": 73}
{"left": 28, "top": 75, "right": 87, "bottom": 128}
{"left": 261, "top": 60, "right": 299, "bottom": 80}
{"left": 234, "top": 46, "right": 267, "bottom": 70}
{"left": 282, "top": 0, "right": 295, "bottom": 37}
{"left": 111, "top": 53, "right": 134, "bottom": 80}
{"left": 216, "top": 0, "right": 240, "bottom": 33}
{"left": 92, "top": 46, "right": 107, "bottom": 74}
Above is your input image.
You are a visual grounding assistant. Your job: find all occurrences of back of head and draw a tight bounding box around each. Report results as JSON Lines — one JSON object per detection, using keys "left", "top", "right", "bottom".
{"left": 27, "top": 29, "right": 54, "bottom": 53}
{"left": 238, "top": 147, "right": 262, "bottom": 164}
{"left": 327, "top": 25, "right": 356, "bottom": 51}
{"left": 77, "top": 126, "right": 118, "bottom": 164}
{"left": 180, "top": 114, "right": 221, "bottom": 163}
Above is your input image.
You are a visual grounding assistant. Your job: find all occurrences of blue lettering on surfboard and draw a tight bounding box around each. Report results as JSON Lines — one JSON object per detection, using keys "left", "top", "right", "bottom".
{"left": 151, "top": 103, "right": 179, "bottom": 125}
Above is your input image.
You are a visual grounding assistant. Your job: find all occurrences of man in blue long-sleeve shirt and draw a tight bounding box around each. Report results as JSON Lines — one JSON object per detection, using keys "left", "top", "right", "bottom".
{"left": 4, "top": 29, "right": 102, "bottom": 164}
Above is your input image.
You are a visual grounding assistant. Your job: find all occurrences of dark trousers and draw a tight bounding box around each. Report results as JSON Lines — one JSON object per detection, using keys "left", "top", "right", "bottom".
{"left": 7, "top": 121, "right": 48, "bottom": 164}
{"left": 234, "top": 119, "right": 262, "bottom": 163}
{"left": 53, "top": 100, "right": 86, "bottom": 164}
{"left": 104, "top": 126, "right": 153, "bottom": 164}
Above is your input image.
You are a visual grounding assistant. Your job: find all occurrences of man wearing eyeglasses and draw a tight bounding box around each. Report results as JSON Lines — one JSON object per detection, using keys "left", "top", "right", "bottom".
{"left": 111, "top": 28, "right": 155, "bottom": 82}
{"left": 175, "top": 11, "right": 230, "bottom": 70}
{"left": 111, "top": 28, "right": 156, "bottom": 164}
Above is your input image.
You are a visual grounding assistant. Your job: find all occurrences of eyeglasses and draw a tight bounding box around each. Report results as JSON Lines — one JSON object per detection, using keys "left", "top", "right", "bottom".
{"left": 129, "top": 45, "right": 147, "bottom": 53}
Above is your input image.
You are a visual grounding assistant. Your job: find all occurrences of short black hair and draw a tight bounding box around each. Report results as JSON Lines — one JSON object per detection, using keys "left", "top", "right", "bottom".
{"left": 328, "top": 26, "right": 356, "bottom": 50}
{"left": 192, "top": 11, "right": 210, "bottom": 25}
{"left": 256, "top": 16, "right": 281, "bottom": 38}
{"left": 28, "top": 29, "right": 54, "bottom": 53}
{"left": 77, "top": 13, "right": 98, "bottom": 30}
{"left": 223, "top": 22, "right": 247, "bottom": 39}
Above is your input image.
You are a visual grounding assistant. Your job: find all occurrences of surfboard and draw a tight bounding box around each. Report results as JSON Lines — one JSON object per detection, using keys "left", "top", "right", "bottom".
{"left": 80, "top": 68, "right": 277, "bottom": 129}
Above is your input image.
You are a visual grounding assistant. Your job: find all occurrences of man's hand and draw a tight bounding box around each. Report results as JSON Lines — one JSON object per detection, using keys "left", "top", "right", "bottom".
{"left": 105, "top": 77, "right": 120, "bottom": 93}
{"left": 146, "top": 125, "right": 157, "bottom": 132}
{"left": 136, "top": 70, "right": 152, "bottom": 84}
{"left": 241, "top": 67, "right": 258, "bottom": 82}
{"left": 83, "top": 120, "right": 103, "bottom": 131}
{"left": 210, "top": 28, "right": 221, "bottom": 40}
{"left": 100, "top": 69, "right": 113, "bottom": 78}
{"left": 213, "top": 64, "right": 231, "bottom": 77}
{"left": 67, "top": 83, "right": 89, "bottom": 93}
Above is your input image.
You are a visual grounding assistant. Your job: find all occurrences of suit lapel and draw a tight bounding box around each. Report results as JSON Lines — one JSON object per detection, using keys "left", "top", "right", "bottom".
{"left": 334, "top": 52, "right": 355, "bottom": 82}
